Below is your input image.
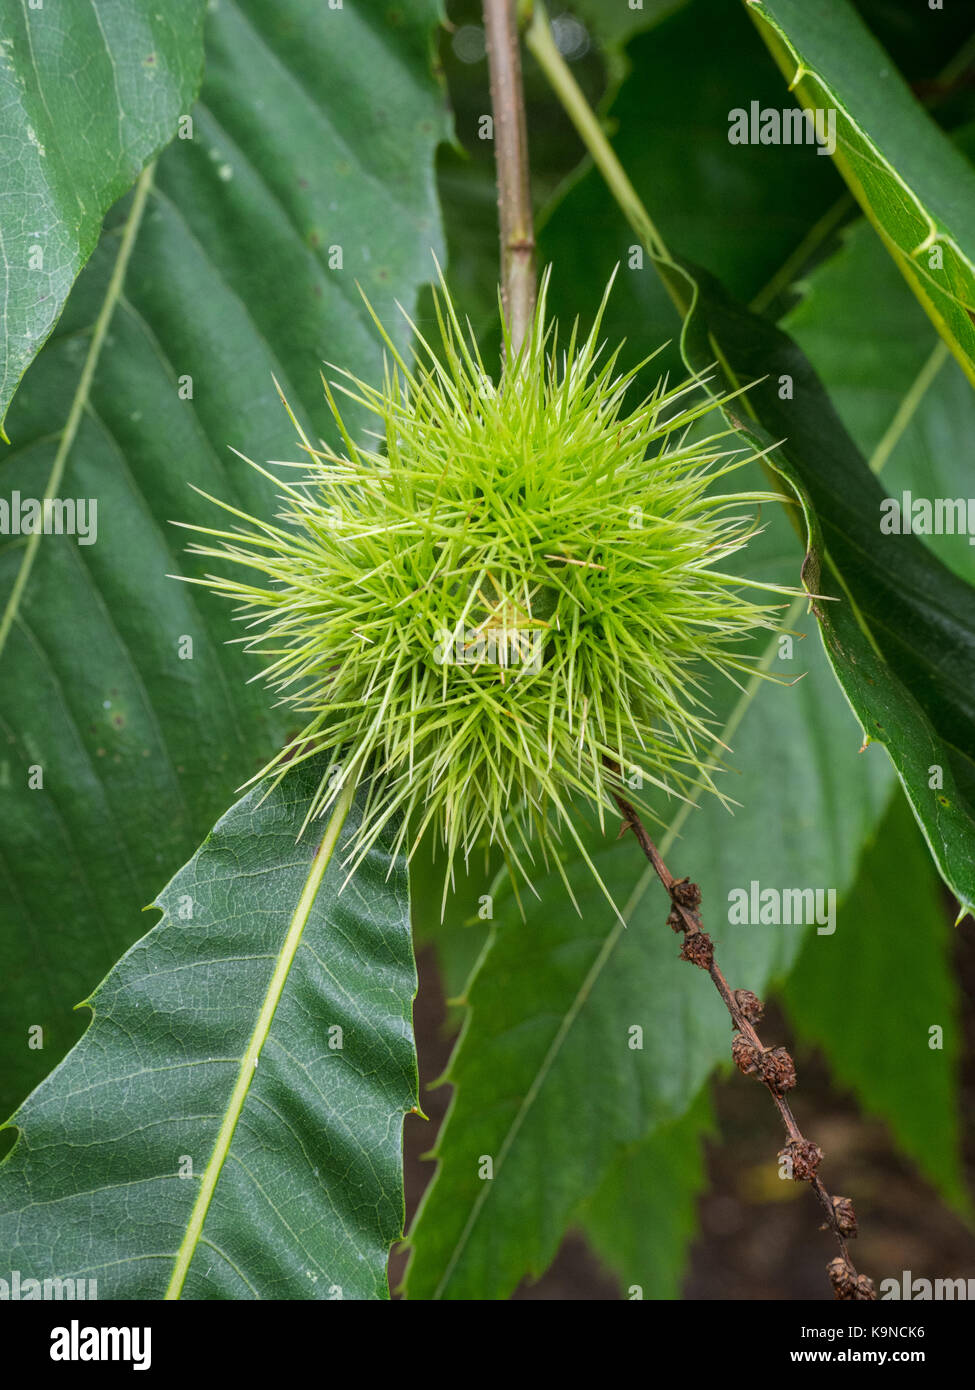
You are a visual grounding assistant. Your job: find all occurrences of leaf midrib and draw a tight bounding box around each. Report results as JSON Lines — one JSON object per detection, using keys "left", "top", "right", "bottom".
{"left": 0, "top": 164, "right": 155, "bottom": 659}
{"left": 163, "top": 777, "right": 355, "bottom": 1299}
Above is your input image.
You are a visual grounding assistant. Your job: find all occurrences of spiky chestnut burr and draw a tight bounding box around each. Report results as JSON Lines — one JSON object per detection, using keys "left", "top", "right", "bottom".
{"left": 181, "top": 269, "right": 790, "bottom": 905}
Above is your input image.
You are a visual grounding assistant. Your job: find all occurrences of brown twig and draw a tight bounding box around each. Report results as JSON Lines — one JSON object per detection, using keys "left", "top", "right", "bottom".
{"left": 483, "top": 0, "right": 536, "bottom": 357}
{"left": 610, "top": 772, "right": 876, "bottom": 1300}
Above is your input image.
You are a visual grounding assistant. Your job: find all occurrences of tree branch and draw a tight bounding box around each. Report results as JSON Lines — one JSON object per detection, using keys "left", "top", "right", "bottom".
{"left": 609, "top": 772, "right": 876, "bottom": 1301}
{"left": 483, "top": 0, "right": 536, "bottom": 357}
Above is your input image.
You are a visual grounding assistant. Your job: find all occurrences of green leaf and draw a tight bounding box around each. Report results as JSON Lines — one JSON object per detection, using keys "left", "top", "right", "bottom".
{"left": 784, "top": 215, "right": 975, "bottom": 587}
{"left": 0, "top": 0, "right": 447, "bottom": 1118}
{"left": 746, "top": 0, "right": 975, "bottom": 384}
{"left": 784, "top": 791, "right": 968, "bottom": 1215}
{"left": 0, "top": 765, "right": 418, "bottom": 1300}
{"left": 658, "top": 249, "right": 975, "bottom": 918}
{"left": 402, "top": 584, "right": 894, "bottom": 1299}
{"left": 0, "top": 0, "right": 206, "bottom": 434}
{"left": 580, "top": 1087, "right": 713, "bottom": 1300}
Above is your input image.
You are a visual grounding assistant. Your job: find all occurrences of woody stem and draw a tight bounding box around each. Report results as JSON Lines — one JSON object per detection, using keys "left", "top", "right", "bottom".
{"left": 610, "top": 775, "right": 871, "bottom": 1297}
{"left": 483, "top": 0, "right": 537, "bottom": 356}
